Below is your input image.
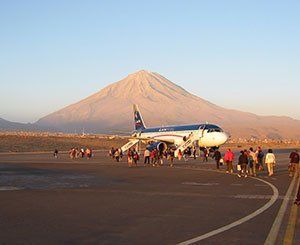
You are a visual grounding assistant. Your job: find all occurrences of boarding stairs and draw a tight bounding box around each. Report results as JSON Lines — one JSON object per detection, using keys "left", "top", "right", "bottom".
{"left": 174, "top": 133, "right": 199, "bottom": 157}
{"left": 121, "top": 139, "right": 139, "bottom": 152}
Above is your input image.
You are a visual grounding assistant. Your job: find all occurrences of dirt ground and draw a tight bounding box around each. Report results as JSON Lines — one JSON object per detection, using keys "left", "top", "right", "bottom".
{"left": 0, "top": 135, "right": 128, "bottom": 152}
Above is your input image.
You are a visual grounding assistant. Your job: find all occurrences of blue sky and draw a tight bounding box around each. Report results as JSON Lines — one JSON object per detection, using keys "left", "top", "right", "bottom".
{"left": 0, "top": 0, "right": 299, "bottom": 123}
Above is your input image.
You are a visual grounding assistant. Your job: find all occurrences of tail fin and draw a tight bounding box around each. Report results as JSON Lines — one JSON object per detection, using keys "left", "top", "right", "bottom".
{"left": 133, "top": 104, "right": 146, "bottom": 131}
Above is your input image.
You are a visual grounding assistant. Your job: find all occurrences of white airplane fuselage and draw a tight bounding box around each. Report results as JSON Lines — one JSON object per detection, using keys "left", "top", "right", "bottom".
{"left": 135, "top": 124, "right": 228, "bottom": 148}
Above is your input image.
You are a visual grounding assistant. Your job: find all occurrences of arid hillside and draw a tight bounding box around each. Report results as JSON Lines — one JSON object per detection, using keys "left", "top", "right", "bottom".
{"left": 36, "top": 70, "right": 300, "bottom": 139}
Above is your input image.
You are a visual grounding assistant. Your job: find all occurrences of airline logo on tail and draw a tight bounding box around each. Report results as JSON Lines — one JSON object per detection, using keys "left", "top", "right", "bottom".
{"left": 133, "top": 105, "right": 146, "bottom": 131}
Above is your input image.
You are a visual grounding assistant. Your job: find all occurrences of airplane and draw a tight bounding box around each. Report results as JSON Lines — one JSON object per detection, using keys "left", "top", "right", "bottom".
{"left": 121, "top": 105, "right": 229, "bottom": 157}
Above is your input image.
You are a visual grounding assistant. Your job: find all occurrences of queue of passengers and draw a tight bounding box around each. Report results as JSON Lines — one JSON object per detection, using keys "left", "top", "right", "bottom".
{"left": 215, "top": 147, "right": 299, "bottom": 178}
{"left": 109, "top": 147, "right": 123, "bottom": 162}
{"left": 69, "top": 147, "right": 93, "bottom": 159}
{"left": 216, "top": 147, "right": 273, "bottom": 177}
{"left": 108, "top": 145, "right": 300, "bottom": 179}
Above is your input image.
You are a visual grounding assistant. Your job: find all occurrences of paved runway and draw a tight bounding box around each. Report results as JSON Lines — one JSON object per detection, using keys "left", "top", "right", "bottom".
{"left": 0, "top": 150, "right": 299, "bottom": 244}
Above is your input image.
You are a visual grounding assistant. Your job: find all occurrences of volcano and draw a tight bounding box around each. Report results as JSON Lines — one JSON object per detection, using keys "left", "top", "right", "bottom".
{"left": 36, "top": 70, "right": 300, "bottom": 139}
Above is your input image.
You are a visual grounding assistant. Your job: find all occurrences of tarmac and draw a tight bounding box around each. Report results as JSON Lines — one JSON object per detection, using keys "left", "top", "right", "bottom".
{"left": 0, "top": 149, "right": 299, "bottom": 244}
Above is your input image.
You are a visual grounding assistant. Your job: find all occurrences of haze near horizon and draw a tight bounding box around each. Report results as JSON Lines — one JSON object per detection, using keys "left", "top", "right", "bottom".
{"left": 0, "top": 1, "right": 299, "bottom": 123}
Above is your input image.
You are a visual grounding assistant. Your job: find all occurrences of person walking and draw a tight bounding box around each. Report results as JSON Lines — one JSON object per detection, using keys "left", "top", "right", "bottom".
{"left": 248, "top": 147, "right": 257, "bottom": 176}
{"left": 294, "top": 184, "right": 300, "bottom": 206}
{"left": 127, "top": 148, "right": 133, "bottom": 167}
{"left": 178, "top": 149, "right": 183, "bottom": 161}
{"left": 238, "top": 150, "right": 249, "bottom": 178}
{"left": 133, "top": 149, "right": 139, "bottom": 166}
{"left": 289, "top": 149, "right": 299, "bottom": 177}
{"left": 75, "top": 147, "right": 80, "bottom": 158}
{"left": 85, "top": 148, "right": 92, "bottom": 159}
{"left": 150, "top": 149, "right": 156, "bottom": 166}
{"left": 183, "top": 148, "right": 189, "bottom": 162}
{"left": 158, "top": 151, "right": 164, "bottom": 166}
{"left": 144, "top": 149, "right": 150, "bottom": 165}
{"left": 53, "top": 149, "right": 58, "bottom": 158}
{"left": 192, "top": 147, "right": 197, "bottom": 160}
{"left": 212, "top": 149, "right": 222, "bottom": 169}
{"left": 265, "top": 149, "right": 276, "bottom": 176}
{"left": 80, "top": 148, "right": 85, "bottom": 158}
{"left": 109, "top": 147, "right": 115, "bottom": 158}
{"left": 69, "top": 148, "right": 76, "bottom": 159}
{"left": 169, "top": 148, "right": 175, "bottom": 167}
{"left": 256, "top": 147, "right": 265, "bottom": 171}
{"left": 114, "top": 149, "right": 120, "bottom": 162}
{"left": 224, "top": 149, "right": 234, "bottom": 173}
{"left": 203, "top": 148, "right": 209, "bottom": 162}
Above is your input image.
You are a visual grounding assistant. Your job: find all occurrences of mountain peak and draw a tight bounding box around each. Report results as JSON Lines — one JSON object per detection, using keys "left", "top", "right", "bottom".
{"left": 129, "top": 69, "right": 152, "bottom": 75}
{"left": 126, "top": 69, "right": 155, "bottom": 81}
{"left": 97, "top": 70, "right": 192, "bottom": 101}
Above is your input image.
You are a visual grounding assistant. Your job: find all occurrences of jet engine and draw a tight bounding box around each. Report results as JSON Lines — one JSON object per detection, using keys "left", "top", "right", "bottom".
{"left": 146, "top": 142, "right": 167, "bottom": 152}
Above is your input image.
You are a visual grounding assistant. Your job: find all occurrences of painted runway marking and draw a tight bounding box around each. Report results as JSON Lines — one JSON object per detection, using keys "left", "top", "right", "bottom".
{"left": 233, "top": 194, "right": 273, "bottom": 199}
{"left": 233, "top": 195, "right": 293, "bottom": 200}
{"left": 176, "top": 168, "right": 279, "bottom": 245}
{"left": 0, "top": 186, "right": 23, "bottom": 191}
{"left": 230, "top": 183, "right": 243, "bottom": 186}
{"left": 264, "top": 175, "right": 298, "bottom": 245}
{"left": 283, "top": 176, "right": 300, "bottom": 244}
{"left": 255, "top": 184, "right": 269, "bottom": 187}
{"left": 182, "top": 182, "right": 219, "bottom": 186}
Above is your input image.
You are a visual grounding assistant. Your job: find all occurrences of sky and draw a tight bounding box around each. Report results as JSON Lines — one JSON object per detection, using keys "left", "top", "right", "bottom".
{"left": 0, "top": 0, "right": 299, "bottom": 123}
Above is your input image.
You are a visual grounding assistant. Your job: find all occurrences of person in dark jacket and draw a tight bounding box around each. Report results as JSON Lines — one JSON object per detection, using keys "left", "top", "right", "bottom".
{"left": 53, "top": 149, "right": 58, "bottom": 158}
{"left": 203, "top": 148, "right": 209, "bottom": 162}
{"left": 238, "top": 150, "right": 248, "bottom": 178}
{"left": 289, "top": 150, "right": 299, "bottom": 177}
{"left": 256, "top": 147, "right": 264, "bottom": 171}
{"left": 295, "top": 184, "right": 300, "bottom": 205}
{"left": 212, "top": 150, "right": 222, "bottom": 169}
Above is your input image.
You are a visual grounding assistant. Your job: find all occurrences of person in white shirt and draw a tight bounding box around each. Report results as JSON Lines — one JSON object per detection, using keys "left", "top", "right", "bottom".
{"left": 265, "top": 149, "right": 276, "bottom": 176}
{"left": 144, "top": 149, "right": 150, "bottom": 164}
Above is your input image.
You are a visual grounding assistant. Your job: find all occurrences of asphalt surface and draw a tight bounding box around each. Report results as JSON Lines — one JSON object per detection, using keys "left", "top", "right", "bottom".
{"left": 0, "top": 150, "right": 299, "bottom": 244}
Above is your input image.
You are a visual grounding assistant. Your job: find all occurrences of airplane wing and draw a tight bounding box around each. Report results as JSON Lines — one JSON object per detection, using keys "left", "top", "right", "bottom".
{"left": 128, "top": 136, "right": 175, "bottom": 144}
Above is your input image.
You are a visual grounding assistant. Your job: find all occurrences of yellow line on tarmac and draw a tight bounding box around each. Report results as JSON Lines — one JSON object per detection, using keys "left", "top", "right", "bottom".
{"left": 283, "top": 175, "right": 300, "bottom": 245}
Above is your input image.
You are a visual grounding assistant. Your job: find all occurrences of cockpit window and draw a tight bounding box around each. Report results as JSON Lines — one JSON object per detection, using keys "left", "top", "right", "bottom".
{"left": 207, "top": 128, "right": 223, "bottom": 133}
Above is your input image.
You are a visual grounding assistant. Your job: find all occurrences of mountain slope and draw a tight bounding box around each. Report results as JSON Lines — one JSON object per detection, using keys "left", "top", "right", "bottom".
{"left": 36, "top": 70, "right": 300, "bottom": 139}
{"left": 0, "top": 118, "right": 42, "bottom": 131}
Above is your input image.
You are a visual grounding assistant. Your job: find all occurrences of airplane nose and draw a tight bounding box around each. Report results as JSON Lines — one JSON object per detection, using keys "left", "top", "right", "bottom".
{"left": 220, "top": 132, "right": 229, "bottom": 144}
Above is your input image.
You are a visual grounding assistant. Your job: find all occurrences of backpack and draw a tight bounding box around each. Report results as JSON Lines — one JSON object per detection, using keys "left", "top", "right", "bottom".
{"left": 258, "top": 151, "right": 264, "bottom": 159}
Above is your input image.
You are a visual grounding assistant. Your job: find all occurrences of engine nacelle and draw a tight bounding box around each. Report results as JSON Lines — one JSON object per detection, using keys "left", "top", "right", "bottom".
{"left": 146, "top": 142, "right": 167, "bottom": 152}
